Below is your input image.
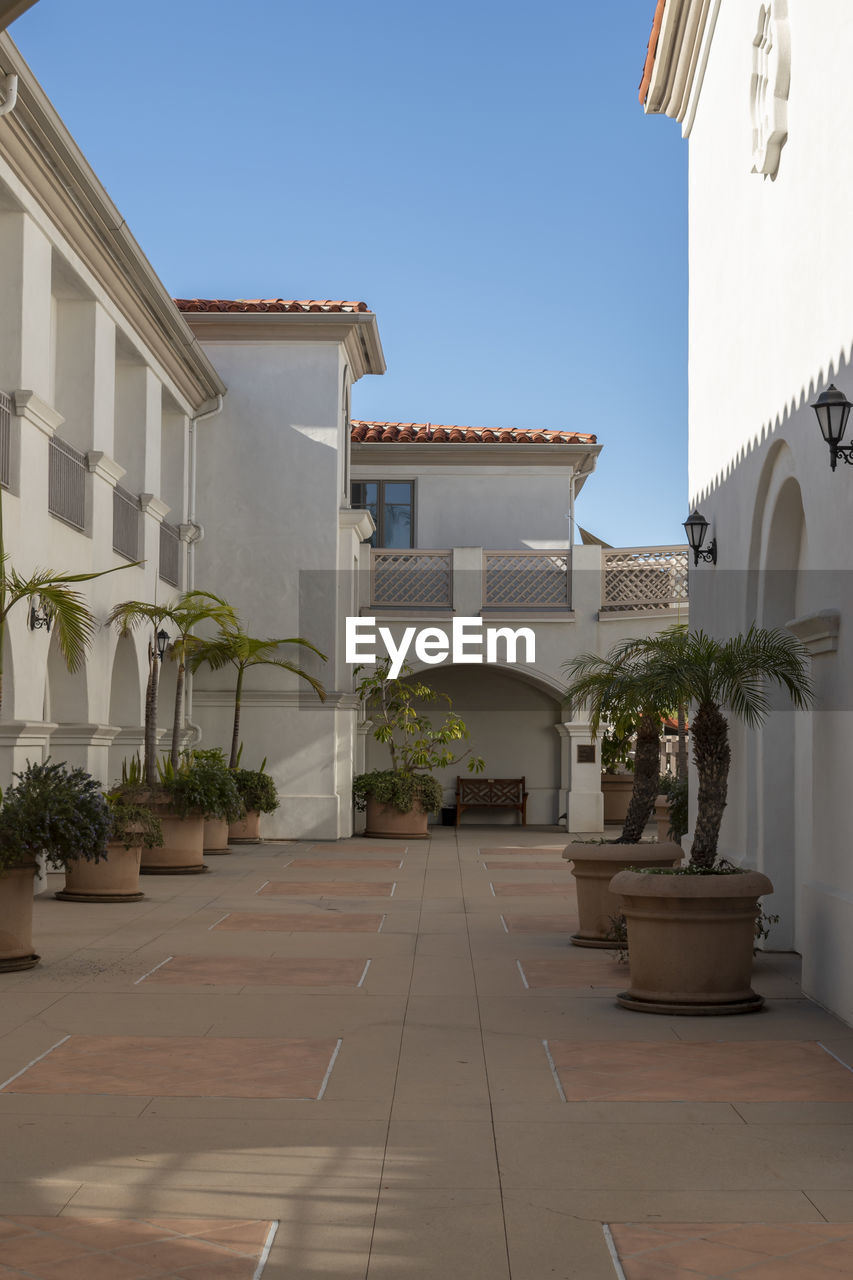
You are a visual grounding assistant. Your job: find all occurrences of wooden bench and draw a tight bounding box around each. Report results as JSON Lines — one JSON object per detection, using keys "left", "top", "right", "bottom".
{"left": 456, "top": 777, "right": 528, "bottom": 825}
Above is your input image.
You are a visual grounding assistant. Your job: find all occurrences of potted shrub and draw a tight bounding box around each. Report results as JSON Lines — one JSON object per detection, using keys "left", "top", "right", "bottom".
{"left": 352, "top": 661, "right": 484, "bottom": 839}
{"left": 561, "top": 641, "right": 684, "bottom": 947}
{"left": 229, "top": 760, "right": 278, "bottom": 843}
{"left": 190, "top": 748, "right": 244, "bottom": 853}
{"left": 58, "top": 796, "right": 163, "bottom": 902}
{"left": 0, "top": 760, "right": 112, "bottom": 968}
{"left": 610, "top": 625, "right": 812, "bottom": 1014}
{"left": 113, "top": 753, "right": 227, "bottom": 874}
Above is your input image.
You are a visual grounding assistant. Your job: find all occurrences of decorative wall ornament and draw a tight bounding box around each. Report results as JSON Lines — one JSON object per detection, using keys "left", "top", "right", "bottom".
{"left": 750, "top": 1, "right": 791, "bottom": 177}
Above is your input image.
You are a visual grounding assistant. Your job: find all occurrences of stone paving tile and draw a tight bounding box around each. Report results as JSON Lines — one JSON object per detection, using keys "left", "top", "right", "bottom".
{"left": 258, "top": 880, "right": 396, "bottom": 898}
{"left": 138, "top": 955, "right": 370, "bottom": 987}
{"left": 287, "top": 858, "right": 404, "bottom": 870}
{"left": 2, "top": 1035, "right": 341, "bottom": 1098}
{"left": 546, "top": 1040, "right": 853, "bottom": 1102}
{"left": 610, "top": 1221, "right": 853, "bottom": 1279}
{"left": 517, "top": 952, "right": 626, "bottom": 989}
{"left": 477, "top": 846, "right": 568, "bottom": 856}
{"left": 0, "top": 1216, "right": 272, "bottom": 1279}
{"left": 213, "top": 911, "right": 384, "bottom": 932}
{"left": 500, "top": 913, "right": 578, "bottom": 933}
{"left": 490, "top": 881, "right": 574, "bottom": 897}
{"left": 482, "top": 860, "right": 568, "bottom": 870}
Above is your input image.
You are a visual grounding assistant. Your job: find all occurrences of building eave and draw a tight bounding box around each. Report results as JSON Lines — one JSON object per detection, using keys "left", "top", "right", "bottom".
{"left": 0, "top": 34, "right": 226, "bottom": 409}
{"left": 641, "top": 0, "right": 720, "bottom": 137}
{"left": 350, "top": 441, "right": 602, "bottom": 471}
{"left": 179, "top": 310, "right": 386, "bottom": 382}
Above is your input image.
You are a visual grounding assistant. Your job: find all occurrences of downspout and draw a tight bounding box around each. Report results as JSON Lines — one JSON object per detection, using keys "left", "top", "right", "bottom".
{"left": 0, "top": 75, "right": 18, "bottom": 118}
{"left": 184, "top": 393, "right": 224, "bottom": 745}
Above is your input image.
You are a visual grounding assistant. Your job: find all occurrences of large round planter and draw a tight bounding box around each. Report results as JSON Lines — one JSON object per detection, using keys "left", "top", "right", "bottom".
{"left": 601, "top": 775, "right": 634, "bottom": 824}
{"left": 57, "top": 842, "right": 144, "bottom": 903}
{"left": 365, "top": 796, "right": 429, "bottom": 839}
{"left": 0, "top": 864, "right": 38, "bottom": 970}
{"left": 204, "top": 817, "right": 232, "bottom": 855}
{"left": 610, "top": 867, "right": 774, "bottom": 1015}
{"left": 563, "top": 842, "right": 683, "bottom": 948}
{"left": 141, "top": 811, "right": 207, "bottom": 875}
{"left": 228, "top": 811, "right": 262, "bottom": 844}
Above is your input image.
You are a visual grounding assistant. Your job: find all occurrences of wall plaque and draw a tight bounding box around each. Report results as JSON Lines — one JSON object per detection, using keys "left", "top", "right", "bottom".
{"left": 577, "top": 744, "right": 596, "bottom": 764}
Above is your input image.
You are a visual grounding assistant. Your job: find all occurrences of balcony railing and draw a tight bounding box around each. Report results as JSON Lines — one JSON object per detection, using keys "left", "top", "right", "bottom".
{"left": 159, "top": 520, "right": 181, "bottom": 587}
{"left": 484, "top": 551, "right": 570, "bottom": 609}
{"left": 112, "top": 484, "right": 140, "bottom": 561}
{"left": 371, "top": 550, "right": 452, "bottom": 608}
{"left": 601, "top": 546, "right": 689, "bottom": 613}
{"left": 48, "top": 436, "right": 86, "bottom": 531}
{"left": 0, "top": 390, "right": 10, "bottom": 490}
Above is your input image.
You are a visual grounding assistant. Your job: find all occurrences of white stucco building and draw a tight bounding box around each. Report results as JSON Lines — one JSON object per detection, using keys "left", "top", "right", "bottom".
{"left": 0, "top": 29, "right": 689, "bottom": 850}
{"left": 642, "top": 0, "right": 853, "bottom": 1022}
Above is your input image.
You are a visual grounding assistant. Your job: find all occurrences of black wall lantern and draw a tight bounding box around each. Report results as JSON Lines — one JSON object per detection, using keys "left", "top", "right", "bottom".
{"left": 811, "top": 383, "right": 853, "bottom": 470}
{"left": 683, "top": 509, "right": 717, "bottom": 566}
{"left": 28, "top": 595, "right": 52, "bottom": 633}
{"left": 155, "top": 628, "right": 170, "bottom": 660}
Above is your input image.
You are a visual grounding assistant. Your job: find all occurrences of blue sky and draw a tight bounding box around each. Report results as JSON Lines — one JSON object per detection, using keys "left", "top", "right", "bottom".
{"left": 13, "top": 0, "right": 687, "bottom": 548}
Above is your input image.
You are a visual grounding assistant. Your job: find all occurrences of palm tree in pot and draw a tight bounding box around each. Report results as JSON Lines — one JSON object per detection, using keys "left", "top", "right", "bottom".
{"left": 561, "top": 640, "right": 684, "bottom": 948}
{"left": 610, "top": 624, "right": 813, "bottom": 1014}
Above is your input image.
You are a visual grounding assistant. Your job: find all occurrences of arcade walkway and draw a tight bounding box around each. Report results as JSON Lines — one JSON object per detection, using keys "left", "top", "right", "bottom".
{"left": 0, "top": 827, "right": 852, "bottom": 1277}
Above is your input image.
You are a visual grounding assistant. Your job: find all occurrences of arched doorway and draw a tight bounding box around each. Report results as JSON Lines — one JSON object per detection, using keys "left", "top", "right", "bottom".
{"left": 108, "top": 634, "right": 144, "bottom": 784}
{"left": 364, "top": 664, "right": 563, "bottom": 825}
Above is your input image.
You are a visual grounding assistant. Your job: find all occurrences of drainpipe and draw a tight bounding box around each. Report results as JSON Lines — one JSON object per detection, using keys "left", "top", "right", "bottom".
{"left": 184, "top": 393, "right": 224, "bottom": 745}
{"left": 0, "top": 75, "right": 18, "bottom": 118}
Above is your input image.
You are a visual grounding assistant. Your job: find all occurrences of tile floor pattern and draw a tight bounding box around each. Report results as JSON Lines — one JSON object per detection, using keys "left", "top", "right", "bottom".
{"left": 609, "top": 1222, "right": 853, "bottom": 1278}
{"left": 546, "top": 1039, "right": 853, "bottom": 1102}
{"left": 2, "top": 826, "right": 853, "bottom": 1279}
{"left": 0, "top": 1216, "right": 274, "bottom": 1279}
{"left": 3, "top": 1035, "right": 341, "bottom": 1098}
{"left": 258, "top": 881, "right": 396, "bottom": 898}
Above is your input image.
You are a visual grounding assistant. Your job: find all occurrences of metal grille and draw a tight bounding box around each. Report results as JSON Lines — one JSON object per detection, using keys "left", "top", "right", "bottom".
{"left": 601, "top": 546, "right": 689, "bottom": 612}
{"left": 0, "top": 390, "right": 10, "bottom": 489}
{"left": 159, "top": 520, "right": 181, "bottom": 587}
{"left": 48, "top": 436, "right": 86, "bottom": 530}
{"left": 112, "top": 484, "right": 140, "bottom": 561}
{"left": 484, "top": 551, "right": 570, "bottom": 608}
{"left": 371, "top": 550, "right": 452, "bottom": 607}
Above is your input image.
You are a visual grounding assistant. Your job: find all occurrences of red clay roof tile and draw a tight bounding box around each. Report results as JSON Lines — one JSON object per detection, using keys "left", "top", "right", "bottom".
{"left": 350, "top": 420, "right": 596, "bottom": 445}
{"left": 639, "top": 0, "right": 667, "bottom": 105}
{"left": 174, "top": 298, "right": 371, "bottom": 314}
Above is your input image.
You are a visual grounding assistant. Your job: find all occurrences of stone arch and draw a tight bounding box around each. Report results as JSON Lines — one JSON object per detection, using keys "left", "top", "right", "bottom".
{"left": 44, "top": 626, "right": 89, "bottom": 725}
{"left": 756, "top": 468, "right": 809, "bottom": 950}
{"left": 109, "top": 633, "right": 143, "bottom": 729}
{"left": 365, "top": 662, "right": 564, "bottom": 825}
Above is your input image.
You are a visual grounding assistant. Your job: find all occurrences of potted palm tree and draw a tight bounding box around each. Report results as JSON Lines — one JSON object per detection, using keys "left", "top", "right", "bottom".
{"left": 352, "top": 661, "right": 484, "bottom": 838}
{"left": 610, "top": 625, "right": 812, "bottom": 1014}
{"left": 561, "top": 640, "right": 684, "bottom": 947}
{"left": 58, "top": 795, "right": 163, "bottom": 902}
{"left": 0, "top": 760, "right": 112, "bottom": 967}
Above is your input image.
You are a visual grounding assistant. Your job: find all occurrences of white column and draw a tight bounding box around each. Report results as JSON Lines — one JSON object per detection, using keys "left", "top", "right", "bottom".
{"left": 557, "top": 720, "right": 604, "bottom": 833}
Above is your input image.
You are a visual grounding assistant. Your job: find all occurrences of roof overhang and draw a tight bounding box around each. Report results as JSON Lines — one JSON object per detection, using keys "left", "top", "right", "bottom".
{"left": 0, "top": 0, "right": 37, "bottom": 30}
{"left": 179, "top": 310, "right": 386, "bottom": 381}
{"left": 351, "top": 440, "right": 601, "bottom": 490}
{"left": 0, "top": 35, "right": 226, "bottom": 409}
{"left": 640, "top": 0, "right": 720, "bottom": 137}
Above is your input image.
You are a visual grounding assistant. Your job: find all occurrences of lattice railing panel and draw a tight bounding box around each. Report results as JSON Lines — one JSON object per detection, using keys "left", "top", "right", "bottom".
{"left": 371, "top": 550, "right": 452, "bottom": 607}
{"left": 484, "top": 552, "right": 570, "bottom": 608}
{"left": 602, "top": 546, "right": 689, "bottom": 612}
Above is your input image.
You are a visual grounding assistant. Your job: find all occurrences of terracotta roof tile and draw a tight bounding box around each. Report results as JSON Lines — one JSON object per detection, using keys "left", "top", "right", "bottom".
{"left": 639, "top": 0, "right": 666, "bottom": 105}
{"left": 174, "top": 298, "right": 371, "bottom": 314}
{"left": 350, "top": 420, "right": 596, "bottom": 445}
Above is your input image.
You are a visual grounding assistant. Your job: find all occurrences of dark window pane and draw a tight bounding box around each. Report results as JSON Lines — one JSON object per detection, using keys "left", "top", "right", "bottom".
{"left": 382, "top": 481, "right": 413, "bottom": 548}
{"left": 351, "top": 481, "right": 379, "bottom": 546}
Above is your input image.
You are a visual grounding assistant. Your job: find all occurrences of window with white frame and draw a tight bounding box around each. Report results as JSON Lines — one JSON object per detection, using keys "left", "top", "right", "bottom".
{"left": 351, "top": 480, "right": 414, "bottom": 547}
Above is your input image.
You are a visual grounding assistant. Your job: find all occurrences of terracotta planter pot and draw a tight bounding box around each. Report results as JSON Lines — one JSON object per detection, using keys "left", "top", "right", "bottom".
{"left": 610, "top": 867, "right": 774, "bottom": 1015}
{"left": 601, "top": 775, "right": 634, "bottom": 823}
{"left": 228, "top": 811, "right": 262, "bottom": 843}
{"left": 203, "top": 817, "right": 232, "bottom": 854}
{"left": 563, "top": 842, "right": 683, "bottom": 948}
{"left": 57, "top": 843, "right": 144, "bottom": 902}
{"left": 0, "top": 864, "right": 38, "bottom": 970}
{"left": 141, "top": 811, "right": 206, "bottom": 875}
{"left": 365, "top": 796, "right": 429, "bottom": 839}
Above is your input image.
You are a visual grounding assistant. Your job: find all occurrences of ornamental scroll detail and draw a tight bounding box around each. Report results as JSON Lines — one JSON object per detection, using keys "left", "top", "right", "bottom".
{"left": 750, "top": 1, "right": 791, "bottom": 177}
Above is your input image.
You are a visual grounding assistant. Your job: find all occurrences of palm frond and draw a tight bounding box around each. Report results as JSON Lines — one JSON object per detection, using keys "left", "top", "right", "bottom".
{"left": 6, "top": 572, "right": 95, "bottom": 672}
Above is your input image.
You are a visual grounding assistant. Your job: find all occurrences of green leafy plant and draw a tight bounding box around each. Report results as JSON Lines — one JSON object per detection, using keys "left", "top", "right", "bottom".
{"left": 187, "top": 621, "right": 327, "bottom": 769}
{"left": 189, "top": 748, "right": 244, "bottom": 822}
{"left": 154, "top": 753, "right": 234, "bottom": 820}
{"left": 658, "top": 772, "right": 688, "bottom": 841}
{"left": 232, "top": 760, "right": 278, "bottom": 815}
{"left": 106, "top": 795, "right": 163, "bottom": 850}
{"left": 601, "top": 724, "right": 636, "bottom": 774}
{"left": 352, "top": 660, "right": 484, "bottom": 814}
{"left": 0, "top": 759, "right": 111, "bottom": 874}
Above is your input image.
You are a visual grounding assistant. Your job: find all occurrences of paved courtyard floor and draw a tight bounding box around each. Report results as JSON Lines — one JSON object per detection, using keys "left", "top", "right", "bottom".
{"left": 1, "top": 825, "right": 852, "bottom": 1277}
